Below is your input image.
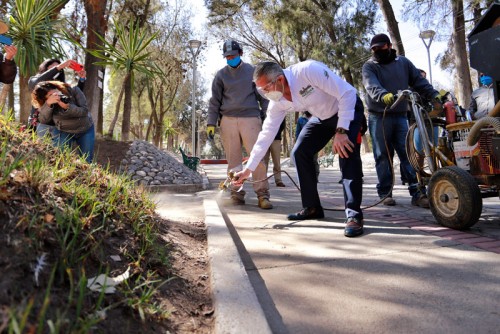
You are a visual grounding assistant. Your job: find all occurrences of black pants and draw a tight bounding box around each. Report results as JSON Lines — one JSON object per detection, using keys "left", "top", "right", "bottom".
{"left": 293, "top": 97, "right": 364, "bottom": 219}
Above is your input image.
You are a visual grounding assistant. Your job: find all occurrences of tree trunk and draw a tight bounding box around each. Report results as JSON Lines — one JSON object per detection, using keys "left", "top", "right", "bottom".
{"left": 107, "top": 73, "right": 129, "bottom": 138}
{"left": 376, "top": 0, "right": 405, "bottom": 55}
{"left": 121, "top": 72, "right": 132, "bottom": 141}
{"left": 19, "top": 75, "right": 31, "bottom": 124}
{"left": 8, "top": 84, "right": 14, "bottom": 114}
{"left": 0, "top": 84, "right": 10, "bottom": 113}
{"left": 84, "top": 0, "right": 108, "bottom": 136}
{"left": 452, "top": 0, "right": 472, "bottom": 107}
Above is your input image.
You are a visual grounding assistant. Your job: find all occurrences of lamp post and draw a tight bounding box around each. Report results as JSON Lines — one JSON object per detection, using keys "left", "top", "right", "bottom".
{"left": 196, "top": 109, "right": 202, "bottom": 159}
{"left": 419, "top": 30, "right": 436, "bottom": 85}
{"left": 188, "top": 39, "right": 202, "bottom": 155}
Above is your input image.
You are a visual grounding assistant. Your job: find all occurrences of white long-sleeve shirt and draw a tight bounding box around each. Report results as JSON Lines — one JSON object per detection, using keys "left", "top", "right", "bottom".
{"left": 246, "top": 60, "right": 357, "bottom": 171}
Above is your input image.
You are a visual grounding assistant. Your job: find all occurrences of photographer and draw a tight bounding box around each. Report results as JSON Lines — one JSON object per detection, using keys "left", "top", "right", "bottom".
{"left": 28, "top": 59, "right": 86, "bottom": 135}
{"left": 31, "top": 80, "right": 94, "bottom": 163}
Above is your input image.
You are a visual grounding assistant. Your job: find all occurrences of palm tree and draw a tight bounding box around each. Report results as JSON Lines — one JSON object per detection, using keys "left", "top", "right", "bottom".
{"left": 8, "top": 0, "right": 68, "bottom": 123}
{"left": 89, "top": 21, "right": 158, "bottom": 141}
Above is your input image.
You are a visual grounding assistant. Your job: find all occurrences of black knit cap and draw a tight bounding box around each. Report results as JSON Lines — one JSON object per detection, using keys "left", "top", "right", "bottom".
{"left": 370, "top": 33, "right": 391, "bottom": 48}
{"left": 222, "top": 40, "right": 242, "bottom": 57}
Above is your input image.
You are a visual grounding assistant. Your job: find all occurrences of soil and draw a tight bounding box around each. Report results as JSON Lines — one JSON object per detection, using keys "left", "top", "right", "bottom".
{"left": 93, "top": 138, "right": 214, "bottom": 333}
{"left": 0, "top": 138, "right": 213, "bottom": 333}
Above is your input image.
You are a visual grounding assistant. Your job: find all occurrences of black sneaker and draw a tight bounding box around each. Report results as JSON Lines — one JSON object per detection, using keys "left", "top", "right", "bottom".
{"left": 344, "top": 217, "right": 364, "bottom": 237}
{"left": 287, "top": 207, "right": 325, "bottom": 220}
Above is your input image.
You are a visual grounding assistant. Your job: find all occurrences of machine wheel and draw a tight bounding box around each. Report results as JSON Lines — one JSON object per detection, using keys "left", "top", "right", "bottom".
{"left": 428, "top": 166, "right": 482, "bottom": 230}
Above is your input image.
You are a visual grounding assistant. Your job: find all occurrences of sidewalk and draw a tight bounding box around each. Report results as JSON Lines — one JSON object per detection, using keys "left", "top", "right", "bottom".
{"left": 200, "top": 154, "right": 500, "bottom": 334}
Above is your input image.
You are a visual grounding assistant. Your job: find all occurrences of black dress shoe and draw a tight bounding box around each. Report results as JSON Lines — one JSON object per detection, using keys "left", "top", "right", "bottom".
{"left": 287, "top": 207, "right": 325, "bottom": 220}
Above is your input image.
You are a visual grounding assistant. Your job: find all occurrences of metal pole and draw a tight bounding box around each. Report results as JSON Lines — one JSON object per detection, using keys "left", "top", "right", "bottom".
{"left": 426, "top": 46, "right": 432, "bottom": 85}
{"left": 191, "top": 59, "right": 196, "bottom": 156}
{"left": 197, "top": 111, "right": 201, "bottom": 158}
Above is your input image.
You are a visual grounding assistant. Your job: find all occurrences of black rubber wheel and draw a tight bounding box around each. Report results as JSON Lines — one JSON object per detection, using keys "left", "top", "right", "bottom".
{"left": 428, "top": 166, "right": 482, "bottom": 230}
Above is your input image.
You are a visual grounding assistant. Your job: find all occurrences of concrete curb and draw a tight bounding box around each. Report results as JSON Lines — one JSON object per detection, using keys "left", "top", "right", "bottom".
{"left": 204, "top": 198, "right": 272, "bottom": 334}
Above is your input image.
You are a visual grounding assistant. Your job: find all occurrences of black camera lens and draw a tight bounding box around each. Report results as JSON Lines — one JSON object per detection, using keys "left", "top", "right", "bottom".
{"left": 59, "top": 94, "right": 70, "bottom": 104}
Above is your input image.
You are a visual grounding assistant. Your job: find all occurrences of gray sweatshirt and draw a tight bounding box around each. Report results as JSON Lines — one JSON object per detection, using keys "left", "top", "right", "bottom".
{"left": 207, "top": 61, "right": 268, "bottom": 126}
{"left": 362, "top": 54, "right": 438, "bottom": 114}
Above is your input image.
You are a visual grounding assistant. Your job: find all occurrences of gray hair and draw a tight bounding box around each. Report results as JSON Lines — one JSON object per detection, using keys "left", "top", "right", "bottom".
{"left": 253, "top": 61, "right": 284, "bottom": 82}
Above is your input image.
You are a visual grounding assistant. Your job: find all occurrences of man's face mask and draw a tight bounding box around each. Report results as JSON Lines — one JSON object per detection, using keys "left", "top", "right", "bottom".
{"left": 257, "top": 77, "right": 283, "bottom": 102}
{"left": 372, "top": 48, "right": 391, "bottom": 63}
{"left": 226, "top": 56, "right": 241, "bottom": 67}
{"left": 480, "top": 75, "right": 493, "bottom": 86}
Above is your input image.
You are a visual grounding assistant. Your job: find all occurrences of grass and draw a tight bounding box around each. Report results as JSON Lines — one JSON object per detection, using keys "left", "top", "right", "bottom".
{"left": 0, "top": 114, "right": 173, "bottom": 333}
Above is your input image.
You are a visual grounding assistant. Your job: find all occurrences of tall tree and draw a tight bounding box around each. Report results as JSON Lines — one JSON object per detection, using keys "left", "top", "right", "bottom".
{"left": 89, "top": 20, "right": 157, "bottom": 141}
{"left": 376, "top": 0, "right": 405, "bottom": 55}
{"left": 83, "top": 0, "right": 109, "bottom": 136}
{"left": 451, "top": 0, "right": 472, "bottom": 106}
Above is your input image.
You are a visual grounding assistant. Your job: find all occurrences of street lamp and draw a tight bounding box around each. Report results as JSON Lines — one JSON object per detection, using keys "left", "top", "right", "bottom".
{"left": 188, "top": 39, "right": 202, "bottom": 156}
{"left": 419, "top": 30, "right": 436, "bottom": 85}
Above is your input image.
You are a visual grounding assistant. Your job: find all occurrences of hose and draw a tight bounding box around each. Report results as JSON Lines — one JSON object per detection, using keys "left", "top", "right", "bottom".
{"left": 466, "top": 117, "right": 500, "bottom": 146}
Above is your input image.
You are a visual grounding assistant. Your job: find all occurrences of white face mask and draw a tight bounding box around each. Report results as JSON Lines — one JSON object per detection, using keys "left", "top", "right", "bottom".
{"left": 264, "top": 91, "right": 283, "bottom": 102}
{"left": 262, "top": 79, "right": 284, "bottom": 102}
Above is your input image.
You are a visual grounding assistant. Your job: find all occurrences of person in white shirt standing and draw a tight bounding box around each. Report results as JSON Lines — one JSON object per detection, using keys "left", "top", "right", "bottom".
{"left": 233, "top": 60, "right": 365, "bottom": 237}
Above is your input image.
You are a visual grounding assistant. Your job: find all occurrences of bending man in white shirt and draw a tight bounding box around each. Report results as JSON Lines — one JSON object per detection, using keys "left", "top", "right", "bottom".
{"left": 233, "top": 60, "right": 365, "bottom": 238}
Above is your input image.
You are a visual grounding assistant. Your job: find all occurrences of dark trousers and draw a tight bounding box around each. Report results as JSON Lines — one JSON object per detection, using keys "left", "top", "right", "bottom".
{"left": 293, "top": 98, "right": 364, "bottom": 219}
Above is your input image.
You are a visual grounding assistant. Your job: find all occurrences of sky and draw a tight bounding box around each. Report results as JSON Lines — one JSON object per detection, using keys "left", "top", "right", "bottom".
{"left": 189, "top": 0, "right": 454, "bottom": 95}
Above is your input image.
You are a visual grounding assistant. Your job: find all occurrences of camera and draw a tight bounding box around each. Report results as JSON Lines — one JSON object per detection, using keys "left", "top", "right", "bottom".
{"left": 58, "top": 94, "right": 70, "bottom": 104}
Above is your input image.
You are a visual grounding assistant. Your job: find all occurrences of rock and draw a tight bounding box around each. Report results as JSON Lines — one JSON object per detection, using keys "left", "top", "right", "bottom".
{"left": 120, "top": 140, "right": 203, "bottom": 186}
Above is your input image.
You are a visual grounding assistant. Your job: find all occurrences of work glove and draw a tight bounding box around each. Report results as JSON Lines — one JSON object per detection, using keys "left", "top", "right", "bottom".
{"left": 429, "top": 93, "right": 444, "bottom": 118}
{"left": 382, "top": 93, "right": 395, "bottom": 106}
{"left": 206, "top": 125, "right": 215, "bottom": 140}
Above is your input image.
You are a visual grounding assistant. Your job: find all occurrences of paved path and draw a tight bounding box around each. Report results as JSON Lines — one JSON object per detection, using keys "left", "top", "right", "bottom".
{"left": 201, "top": 154, "right": 500, "bottom": 334}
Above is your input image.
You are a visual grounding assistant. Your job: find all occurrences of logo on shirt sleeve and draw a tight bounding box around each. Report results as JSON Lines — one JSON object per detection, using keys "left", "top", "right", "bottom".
{"left": 324, "top": 70, "right": 329, "bottom": 79}
{"left": 299, "top": 85, "right": 314, "bottom": 98}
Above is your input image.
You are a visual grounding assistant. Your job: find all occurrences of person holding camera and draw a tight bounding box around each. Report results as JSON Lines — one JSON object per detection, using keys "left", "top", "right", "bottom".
{"left": 28, "top": 59, "right": 86, "bottom": 136}
{"left": 31, "top": 80, "right": 94, "bottom": 163}
{"left": 0, "top": 20, "right": 18, "bottom": 84}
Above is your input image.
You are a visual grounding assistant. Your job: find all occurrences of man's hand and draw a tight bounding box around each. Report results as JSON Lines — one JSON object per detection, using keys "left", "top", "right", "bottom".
{"left": 206, "top": 125, "right": 215, "bottom": 140}
{"left": 232, "top": 169, "right": 251, "bottom": 187}
{"left": 333, "top": 133, "right": 354, "bottom": 159}
{"left": 382, "top": 93, "right": 394, "bottom": 106}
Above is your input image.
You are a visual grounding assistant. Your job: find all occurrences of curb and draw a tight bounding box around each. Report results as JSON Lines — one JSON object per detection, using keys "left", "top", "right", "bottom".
{"left": 204, "top": 197, "right": 272, "bottom": 334}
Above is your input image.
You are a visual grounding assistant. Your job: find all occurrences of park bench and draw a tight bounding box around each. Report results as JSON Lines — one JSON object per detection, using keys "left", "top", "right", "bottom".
{"left": 179, "top": 147, "right": 200, "bottom": 171}
{"left": 319, "top": 153, "right": 334, "bottom": 168}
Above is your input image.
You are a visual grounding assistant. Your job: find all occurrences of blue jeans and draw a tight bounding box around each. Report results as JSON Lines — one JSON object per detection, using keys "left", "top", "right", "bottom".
{"left": 368, "top": 113, "right": 422, "bottom": 198}
{"left": 52, "top": 124, "right": 95, "bottom": 163}
{"left": 414, "top": 125, "right": 439, "bottom": 155}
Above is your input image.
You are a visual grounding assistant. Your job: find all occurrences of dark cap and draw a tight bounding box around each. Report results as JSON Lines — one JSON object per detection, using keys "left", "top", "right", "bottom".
{"left": 222, "top": 40, "right": 242, "bottom": 57}
{"left": 370, "top": 33, "right": 391, "bottom": 48}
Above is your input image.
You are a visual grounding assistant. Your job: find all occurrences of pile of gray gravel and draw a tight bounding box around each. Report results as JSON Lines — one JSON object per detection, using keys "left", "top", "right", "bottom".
{"left": 121, "top": 140, "right": 203, "bottom": 186}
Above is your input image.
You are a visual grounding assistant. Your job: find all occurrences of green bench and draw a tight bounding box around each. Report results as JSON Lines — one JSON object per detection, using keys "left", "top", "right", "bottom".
{"left": 179, "top": 147, "right": 200, "bottom": 171}
{"left": 319, "top": 153, "right": 335, "bottom": 168}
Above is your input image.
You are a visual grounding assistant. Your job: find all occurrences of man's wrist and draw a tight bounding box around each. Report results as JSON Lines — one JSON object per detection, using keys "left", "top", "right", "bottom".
{"left": 336, "top": 127, "right": 348, "bottom": 134}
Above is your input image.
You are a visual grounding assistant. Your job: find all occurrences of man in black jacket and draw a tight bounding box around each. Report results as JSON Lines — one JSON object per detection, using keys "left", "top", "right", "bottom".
{"left": 362, "top": 33, "right": 440, "bottom": 208}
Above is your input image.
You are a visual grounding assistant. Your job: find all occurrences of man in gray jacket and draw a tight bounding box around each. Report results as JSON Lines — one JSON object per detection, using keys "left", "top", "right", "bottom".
{"left": 206, "top": 40, "right": 272, "bottom": 209}
{"left": 362, "top": 33, "right": 440, "bottom": 208}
